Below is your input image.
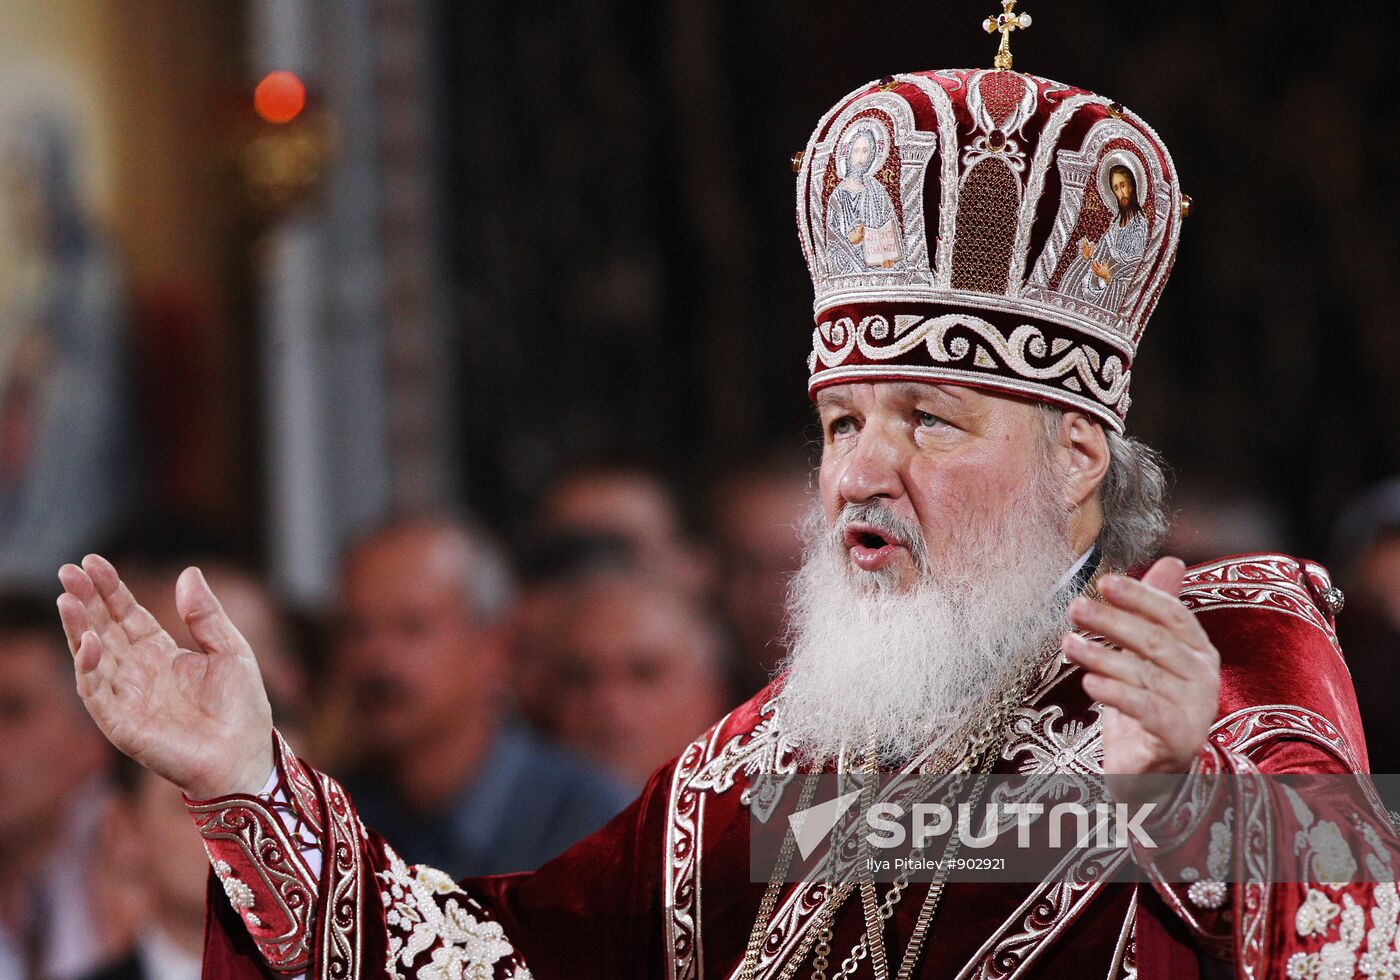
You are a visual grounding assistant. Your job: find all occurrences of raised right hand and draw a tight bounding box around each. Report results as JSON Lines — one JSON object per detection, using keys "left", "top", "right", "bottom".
{"left": 57, "top": 555, "right": 275, "bottom": 799}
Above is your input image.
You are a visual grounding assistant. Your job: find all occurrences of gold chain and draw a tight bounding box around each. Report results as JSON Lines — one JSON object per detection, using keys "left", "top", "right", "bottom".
{"left": 856, "top": 755, "right": 890, "bottom": 978}
{"left": 760, "top": 770, "right": 859, "bottom": 980}
{"left": 810, "top": 926, "right": 832, "bottom": 980}
{"left": 740, "top": 624, "right": 1068, "bottom": 980}
{"left": 838, "top": 642, "right": 1058, "bottom": 980}
{"left": 739, "top": 771, "right": 824, "bottom": 980}
{"left": 820, "top": 764, "right": 990, "bottom": 979}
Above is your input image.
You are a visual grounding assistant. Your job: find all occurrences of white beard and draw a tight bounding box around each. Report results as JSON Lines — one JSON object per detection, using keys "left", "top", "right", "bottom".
{"left": 776, "top": 465, "right": 1078, "bottom": 765}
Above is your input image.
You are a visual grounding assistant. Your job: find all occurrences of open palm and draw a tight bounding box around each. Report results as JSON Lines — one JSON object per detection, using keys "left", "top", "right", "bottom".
{"left": 1064, "top": 557, "right": 1220, "bottom": 791}
{"left": 1099, "top": 701, "right": 1167, "bottom": 776}
{"left": 57, "top": 555, "right": 275, "bottom": 799}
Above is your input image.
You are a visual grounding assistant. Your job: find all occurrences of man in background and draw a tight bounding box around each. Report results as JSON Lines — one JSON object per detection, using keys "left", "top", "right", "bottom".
{"left": 0, "top": 595, "right": 119, "bottom": 979}
{"left": 536, "top": 578, "right": 728, "bottom": 789}
{"left": 539, "top": 466, "right": 711, "bottom": 601}
{"left": 707, "top": 458, "right": 810, "bottom": 695}
{"left": 510, "top": 528, "right": 640, "bottom": 733}
{"left": 84, "top": 760, "right": 208, "bottom": 980}
{"left": 330, "top": 514, "right": 629, "bottom": 877}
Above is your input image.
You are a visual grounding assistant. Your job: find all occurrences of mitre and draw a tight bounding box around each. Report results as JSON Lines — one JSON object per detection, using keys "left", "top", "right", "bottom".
{"left": 797, "top": 25, "right": 1186, "bottom": 432}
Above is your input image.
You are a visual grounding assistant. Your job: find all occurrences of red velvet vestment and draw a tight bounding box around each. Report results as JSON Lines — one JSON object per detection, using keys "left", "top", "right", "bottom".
{"left": 190, "top": 554, "right": 1395, "bottom": 979}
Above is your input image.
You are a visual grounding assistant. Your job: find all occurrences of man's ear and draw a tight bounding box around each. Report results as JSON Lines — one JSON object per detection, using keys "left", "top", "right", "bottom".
{"left": 1056, "top": 412, "right": 1110, "bottom": 510}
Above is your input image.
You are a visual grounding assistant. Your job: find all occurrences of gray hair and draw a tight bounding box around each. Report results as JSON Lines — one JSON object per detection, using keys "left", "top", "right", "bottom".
{"left": 1040, "top": 406, "right": 1170, "bottom": 571}
{"left": 343, "top": 512, "right": 516, "bottom": 625}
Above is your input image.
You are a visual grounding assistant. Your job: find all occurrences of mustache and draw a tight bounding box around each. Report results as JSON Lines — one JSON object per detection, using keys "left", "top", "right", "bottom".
{"left": 353, "top": 675, "right": 415, "bottom": 709}
{"left": 830, "top": 501, "right": 930, "bottom": 571}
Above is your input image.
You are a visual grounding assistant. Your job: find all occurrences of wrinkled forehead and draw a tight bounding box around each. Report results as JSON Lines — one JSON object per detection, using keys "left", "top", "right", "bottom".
{"left": 814, "top": 379, "right": 1037, "bottom": 418}
{"left": 565, "top": 582, "right": 713, "bottom": 661}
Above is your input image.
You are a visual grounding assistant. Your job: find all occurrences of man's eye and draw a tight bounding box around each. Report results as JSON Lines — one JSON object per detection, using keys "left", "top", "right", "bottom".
{"left": 916, "top": 411, "right": 943, "bottom": 429}
{"left": 829, "top": 417, "right": 856, "bottom": 436}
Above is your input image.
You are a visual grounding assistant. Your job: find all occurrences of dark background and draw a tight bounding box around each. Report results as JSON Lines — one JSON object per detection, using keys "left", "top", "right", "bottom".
{"left": 438, "top": 1, "right": 1398, "bottom": 555}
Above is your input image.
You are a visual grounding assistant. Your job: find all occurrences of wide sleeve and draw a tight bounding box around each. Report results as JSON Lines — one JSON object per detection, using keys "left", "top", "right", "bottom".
{"left": 1128, "top": 733, "right": 1397, "bottom": 978}
{"left": 1128, "top": 555, "right": 1400, "bottom": 978}
{"left": 189, "top": 729, "right": 676, "bottom": 980}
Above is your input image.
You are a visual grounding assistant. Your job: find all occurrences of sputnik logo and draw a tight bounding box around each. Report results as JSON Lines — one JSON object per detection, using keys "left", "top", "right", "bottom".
{"left": 788, "top": 789, "right": 864, "bottom": 860}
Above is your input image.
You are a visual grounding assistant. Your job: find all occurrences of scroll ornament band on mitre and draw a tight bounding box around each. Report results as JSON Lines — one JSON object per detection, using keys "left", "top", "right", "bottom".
{"left": 797, "top": 67, "right": 1185, "bottom": 433}
{"left": 806, "top": 302, "right": 1133, "bottom": 429}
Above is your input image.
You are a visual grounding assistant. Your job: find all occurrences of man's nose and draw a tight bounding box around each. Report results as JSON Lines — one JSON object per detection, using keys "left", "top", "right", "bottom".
{"left": 595, "top": 675, "right": 634, "bottom": 720}
{"left": 838, "top": 426, "right": 904, "bottom": 504}
{"left": 345, "top": 629, "right": 404, "bottom": 665}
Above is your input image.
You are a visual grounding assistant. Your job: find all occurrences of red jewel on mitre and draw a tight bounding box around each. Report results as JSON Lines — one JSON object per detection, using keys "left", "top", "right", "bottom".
{"left": 796, "top": 68, "right": 1184, "bottom": 432}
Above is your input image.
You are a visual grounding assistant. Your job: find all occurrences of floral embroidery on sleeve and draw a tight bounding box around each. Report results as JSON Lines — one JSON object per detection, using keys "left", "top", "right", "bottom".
{"left": 1187, "top": 806, "right": 1233, "bottom": 910}
{"left": 377, "top": 844, "right": 532, "bottom": 980}
{"left": 1284, "top": 821, "right": 1400, "bottom": 979}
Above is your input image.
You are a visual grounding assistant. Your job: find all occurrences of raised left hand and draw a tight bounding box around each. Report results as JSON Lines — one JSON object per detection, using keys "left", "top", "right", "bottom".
{"left": 1063, "top": 556, "right": 1220, "bottom": 786}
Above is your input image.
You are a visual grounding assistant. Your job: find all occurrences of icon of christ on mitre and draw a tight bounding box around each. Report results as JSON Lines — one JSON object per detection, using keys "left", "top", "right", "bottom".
{"left": 825, "top": 118, "right": 906, "bottom": 273}
{"left": 56, "top": 4, "right": 1400, "bottom": 979}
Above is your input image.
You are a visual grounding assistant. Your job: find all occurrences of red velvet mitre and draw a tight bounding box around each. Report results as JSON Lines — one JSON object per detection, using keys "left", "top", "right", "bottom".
{"left": 798, "top": 68, "right": 1186, "bottom": 431}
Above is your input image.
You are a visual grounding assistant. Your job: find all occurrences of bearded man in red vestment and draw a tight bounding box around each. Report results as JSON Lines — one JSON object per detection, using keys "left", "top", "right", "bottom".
{"left": 54, "top": 16, "right": 1399, "bottom": 980}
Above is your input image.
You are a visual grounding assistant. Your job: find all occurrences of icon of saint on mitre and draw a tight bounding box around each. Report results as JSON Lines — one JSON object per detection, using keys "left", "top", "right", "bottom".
{"left": 825, "top": 119, "right": 905, "bottom": 274}
{"left": 1062, "top": 152, "right": 1150, "bottom": 313}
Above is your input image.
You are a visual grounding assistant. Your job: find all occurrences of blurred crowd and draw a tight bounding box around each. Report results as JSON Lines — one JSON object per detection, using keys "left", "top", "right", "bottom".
{"left": 1, "top": 457, "right": 1399, "bottom": 978}
{"left": 0, "top": 457, "right": 813, "bottom": 979}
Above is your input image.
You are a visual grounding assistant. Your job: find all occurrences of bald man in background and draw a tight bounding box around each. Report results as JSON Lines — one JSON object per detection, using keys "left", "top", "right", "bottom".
{"left": 331, "top": 515, "right": 630, "bottom": 878}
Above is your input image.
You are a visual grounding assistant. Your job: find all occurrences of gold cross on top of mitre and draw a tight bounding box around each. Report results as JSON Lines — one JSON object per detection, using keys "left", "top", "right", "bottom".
{"left": 983, "top": 0, "right": 1032, "bottom": 71}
